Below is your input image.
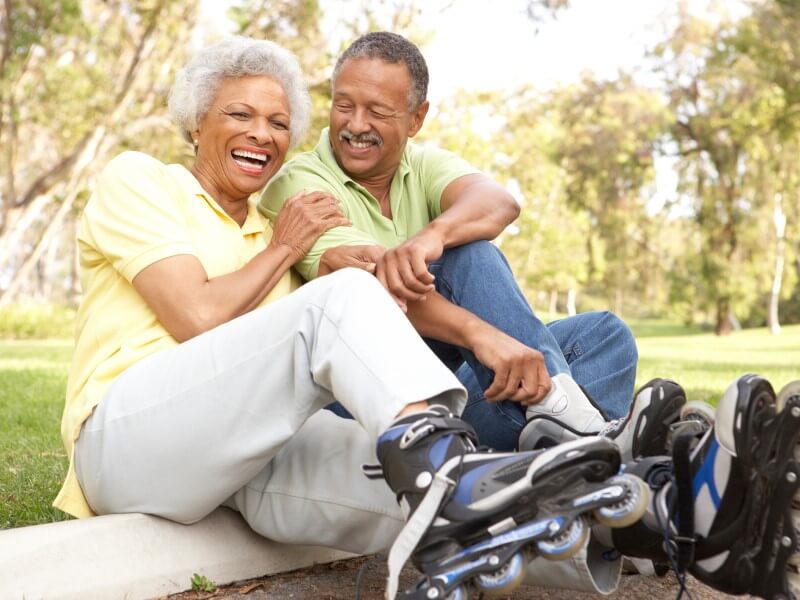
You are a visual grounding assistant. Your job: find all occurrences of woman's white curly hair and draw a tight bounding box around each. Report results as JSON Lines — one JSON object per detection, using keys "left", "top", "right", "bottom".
{"left": 168, "top": 36, "right": 311, "bottom": 148}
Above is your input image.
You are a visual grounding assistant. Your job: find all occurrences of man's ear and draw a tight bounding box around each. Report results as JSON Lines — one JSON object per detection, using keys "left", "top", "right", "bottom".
{"left": 408, "top": 100, "right": 429, "bottom": 138}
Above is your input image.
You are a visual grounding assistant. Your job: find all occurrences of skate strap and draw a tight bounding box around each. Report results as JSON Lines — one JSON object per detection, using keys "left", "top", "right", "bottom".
{"left": 400, "top": 416, "right": 478, "bottom": 450}
{"left": 671, "top": 433, "right": 696, "bottom": 572}
{"left": 385, "top": 470, "right": 454, "bottom": 600}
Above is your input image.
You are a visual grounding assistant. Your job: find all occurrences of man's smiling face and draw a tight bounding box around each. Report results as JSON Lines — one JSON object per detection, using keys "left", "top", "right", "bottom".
{"left": 329, "top": 58, "right": 428, "bottom": 184}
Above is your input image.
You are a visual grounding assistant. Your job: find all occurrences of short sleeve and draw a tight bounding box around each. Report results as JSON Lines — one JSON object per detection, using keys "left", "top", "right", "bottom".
{"left": 79, "top": 152, "right": 194, "bottom": 282}
{"left": 260, "top": 168, "right": 380, "bottom": 280}
{"left": 258, "top": 167, "right": 338, "bottom": 220}
{"left": 416, "top": 145, "right": 481, "bottom": 219}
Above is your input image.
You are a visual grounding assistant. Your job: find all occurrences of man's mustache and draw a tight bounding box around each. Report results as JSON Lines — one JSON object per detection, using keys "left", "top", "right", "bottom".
{"left": 339, "top": 129, "right": 383, "bottom": 146}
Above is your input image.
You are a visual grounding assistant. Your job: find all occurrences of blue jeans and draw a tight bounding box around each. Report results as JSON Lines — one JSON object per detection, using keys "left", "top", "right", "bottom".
{"left": 328, "top": 241, "right": 638, "bottom": 450}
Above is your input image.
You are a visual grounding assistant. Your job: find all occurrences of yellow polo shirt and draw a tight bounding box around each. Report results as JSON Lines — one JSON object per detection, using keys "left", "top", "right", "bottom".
{"left": 54, "top": 151, "right": 300, "bottom": 518}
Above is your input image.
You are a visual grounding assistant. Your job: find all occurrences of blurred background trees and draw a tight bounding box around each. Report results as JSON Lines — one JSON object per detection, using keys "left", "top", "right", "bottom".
{"left": 1, "top": 0, "right": 798, "bottom": 335}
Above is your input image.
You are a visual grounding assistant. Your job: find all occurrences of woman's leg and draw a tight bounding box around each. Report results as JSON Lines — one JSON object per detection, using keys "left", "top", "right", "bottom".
{"left": 75, "top": 268, "right": 464, "bottom": 525}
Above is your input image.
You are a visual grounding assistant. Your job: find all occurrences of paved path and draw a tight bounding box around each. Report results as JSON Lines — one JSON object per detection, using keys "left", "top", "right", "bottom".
{"left": 165, "top": 555, "right": 746, "bottom": 600}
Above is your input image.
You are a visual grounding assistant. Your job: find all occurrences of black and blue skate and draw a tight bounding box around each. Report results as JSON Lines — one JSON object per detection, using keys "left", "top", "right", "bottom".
{"left": 612, "top": 374, "right": 800, "bottom": 600}
{"left": 370, "top": 406, "right": 650, "bottom": 599}
{"left": 777, "top": 380, "right": 800, "bottom": 600}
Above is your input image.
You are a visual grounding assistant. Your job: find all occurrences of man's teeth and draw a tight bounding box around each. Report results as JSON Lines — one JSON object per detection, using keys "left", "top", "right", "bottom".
{"left": 349, "top": 140, "right": 373, "bottom": 149}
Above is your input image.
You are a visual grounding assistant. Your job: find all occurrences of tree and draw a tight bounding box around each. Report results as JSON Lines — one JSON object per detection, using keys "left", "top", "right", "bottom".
{"left": 652, "top": 8, "right": 780, "bottom": 333}
{"left": 537, "top": 76, "right": 669, "bottom": 316}
{"left": 0, "top": 0, "right": 200, "bottom": 305}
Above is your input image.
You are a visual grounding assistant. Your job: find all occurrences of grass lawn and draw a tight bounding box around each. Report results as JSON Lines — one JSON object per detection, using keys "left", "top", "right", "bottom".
{"left": 632, "top": 321, "right": 800, "bottom": 404}
{"left": 1, "top": 323, "right": 798, "bottom": 529}
{"left": 1, "top": 340, "right": 72, "bottom": 528}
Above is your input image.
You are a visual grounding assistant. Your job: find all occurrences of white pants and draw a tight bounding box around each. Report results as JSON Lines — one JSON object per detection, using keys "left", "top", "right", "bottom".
{"left": 75, "top": 269, "right": 464, "bottom": 553}
{"left": 74, "top": 268, "right": 621, "bottom": 591}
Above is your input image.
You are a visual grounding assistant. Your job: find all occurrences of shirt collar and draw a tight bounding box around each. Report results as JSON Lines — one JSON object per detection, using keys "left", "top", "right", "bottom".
{"left": 172, "top": 163, "right": 266, "bottom": 234}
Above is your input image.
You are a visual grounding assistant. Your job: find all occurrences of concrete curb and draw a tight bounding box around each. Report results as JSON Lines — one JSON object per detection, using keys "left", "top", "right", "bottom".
{"left": 0, "top": 507, "right": 356, "bottom": 600}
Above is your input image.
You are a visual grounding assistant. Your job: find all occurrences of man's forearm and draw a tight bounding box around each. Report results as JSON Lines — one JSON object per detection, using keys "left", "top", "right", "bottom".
{"left": 430, "top": 179, "right": 520, "bottom": 248}
{"left": 404, "top": 290, "right": 485, "bottom": 349}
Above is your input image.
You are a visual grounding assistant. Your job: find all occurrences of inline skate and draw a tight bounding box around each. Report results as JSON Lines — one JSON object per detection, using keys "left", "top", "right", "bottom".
{"left": 610, "top": 374, "right": 800, "bottom": 599}
{"left": 372, "top": 405, "right": 650, "bottom": 599}
{"left": 777, "top": 380, "right": 800, "bottom": 600}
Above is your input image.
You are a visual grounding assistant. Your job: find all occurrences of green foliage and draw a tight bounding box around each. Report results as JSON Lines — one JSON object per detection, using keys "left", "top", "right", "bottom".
{"left": 0, "top": 304, "right": 75, "bottom": 340}
{"left": 190, "top": 573, "right": 216, "bottom": 593}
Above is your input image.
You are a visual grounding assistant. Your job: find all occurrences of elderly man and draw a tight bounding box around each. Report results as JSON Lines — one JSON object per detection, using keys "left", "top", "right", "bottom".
{"left": 259, "top": 32, "right": 800, "bottom": 600}
{"left": 258, "top": 31, "right": 651, "bottom": 454}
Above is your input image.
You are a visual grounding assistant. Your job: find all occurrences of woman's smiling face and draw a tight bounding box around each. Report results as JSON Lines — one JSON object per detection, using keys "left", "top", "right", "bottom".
{"left": 192, "top": 75, "right": 291, "bottom": 205}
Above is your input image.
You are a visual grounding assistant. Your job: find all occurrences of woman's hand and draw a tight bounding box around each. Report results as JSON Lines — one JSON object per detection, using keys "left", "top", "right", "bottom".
{"left": 269, "top": 191, "right": 350, "bottom": 263}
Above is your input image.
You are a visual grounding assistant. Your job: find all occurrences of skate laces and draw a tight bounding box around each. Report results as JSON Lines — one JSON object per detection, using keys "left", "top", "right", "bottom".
{"left": 657, "top": 432, "right": 699, "bottom": 600}
{"left": 598, "top": 417, "right": 625, "bottom": 438}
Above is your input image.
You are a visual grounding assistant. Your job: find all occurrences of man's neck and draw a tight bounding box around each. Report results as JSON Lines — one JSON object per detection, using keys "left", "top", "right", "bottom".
{"left": 353, "top": 171, "right": 396, "bottom": 219}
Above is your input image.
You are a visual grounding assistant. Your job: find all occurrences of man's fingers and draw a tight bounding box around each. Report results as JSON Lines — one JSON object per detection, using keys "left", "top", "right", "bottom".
{"left": 381, "top": 255, "right": 429, "bottom": 302}
{"left": 408, "top": 251, "right": 435, "bottom": 285}
{"left": 484, "top": 368, "right": 510, "bottom": 401}
{"left": 396, "top": 259, "right": 435, "bottom": 295}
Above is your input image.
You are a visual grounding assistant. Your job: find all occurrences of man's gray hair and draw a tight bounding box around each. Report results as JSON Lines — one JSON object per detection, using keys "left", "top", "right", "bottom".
{"left": 332, "top": 32, "right": 429, "bottom": 111}
{"left": 169, "top": 36, "right": 311, "bottom": 148}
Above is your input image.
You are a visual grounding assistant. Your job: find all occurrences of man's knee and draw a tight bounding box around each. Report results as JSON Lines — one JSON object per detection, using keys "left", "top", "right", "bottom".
{"left": 596, "top": 311, "right": 638, "bottom": 363}
{"left": 436, "top": 240, "right": 509, "bottom": 273}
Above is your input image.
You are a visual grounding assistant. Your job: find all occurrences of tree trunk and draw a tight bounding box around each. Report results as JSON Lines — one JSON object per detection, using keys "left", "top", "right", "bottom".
{"left": 0, "top": 188, "right": 80, "bottom": 307}
{"left": 715, "top": 298, "right": 733, "bottom": 336}
{"left": 768, "top": 194, "right": 786, "bottom": 335}
{"left": 548, "top": 289, "right": 558, "bottom": 319}
{"left": 566, "top": 288, "right": 577, "bottom": 316}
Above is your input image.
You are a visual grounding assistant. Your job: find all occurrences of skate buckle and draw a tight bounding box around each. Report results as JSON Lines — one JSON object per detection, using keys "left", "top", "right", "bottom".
{"left": 400, "top": 419, "right": 436, "bottom": 449}
{"left": 671, "top": 534, "right": 697, "bottom": 571}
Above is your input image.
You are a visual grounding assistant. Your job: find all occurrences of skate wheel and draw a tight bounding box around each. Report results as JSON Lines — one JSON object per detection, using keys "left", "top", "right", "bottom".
{"left": 475, "top": 551, "right": 526, "bottom": 597}
{"left": 777, "top": 381, "right": 800, "bottom": 504}
{"left": 788, "top": 567, "right": 799, "bottom": 600}
{"left": 680, "top": 400, "right": 716, "bottom": 428}
{"left": 594, "top": 474, "right": 651, "bottom": 528}
{"left": 445, "top": 585, "right": 467, "bottom": 600}
{"left": 776, "top": 381, "right": 800, "bottom": 413}
{"left": 790, "top": 511, "right": 800, "bottom": 568}
{"left": 536, "top": 517, "right": 588, "bottom": 561}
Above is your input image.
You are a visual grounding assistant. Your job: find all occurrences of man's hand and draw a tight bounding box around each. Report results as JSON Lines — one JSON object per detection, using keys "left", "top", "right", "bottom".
{"left": 375, "top": 229, "right": 443, "bottom": 303}
{"left": 318, "top": 244, "right": 386, "bottom": 276}
{"left": 468, "top": 325, "right": 552, "bottom": 405}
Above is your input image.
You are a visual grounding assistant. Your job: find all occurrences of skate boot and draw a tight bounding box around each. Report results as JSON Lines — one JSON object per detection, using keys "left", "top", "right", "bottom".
{"left": 609, "top": 374, "right": 800, "bottom": 599}
{"left": 517, "top": 373, "right": 609, "bottom": 449}
{"left": 777, "top": 380, "right": 800, "bottom": 600}
{"left": 370, "top": 405, "right": 651, "bottom": 600}
{"left": 519, "top": 377, "right": 705, "bottom": 464}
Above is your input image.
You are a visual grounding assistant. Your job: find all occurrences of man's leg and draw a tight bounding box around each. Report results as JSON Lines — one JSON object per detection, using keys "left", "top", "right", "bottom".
{"left": 456, "top": 362, "right": 525, "bottom": 451}
{"left": 429, "top": 241, "right": 637, "bottom": 418}
{"left": 427, "top": 240, "right": 570, "bottom": 381}
{"left": 546, "top": 311, "right": 638, "bottom": 419}
{"left": 429, "top": 241, "right": 635, "bottom": 448}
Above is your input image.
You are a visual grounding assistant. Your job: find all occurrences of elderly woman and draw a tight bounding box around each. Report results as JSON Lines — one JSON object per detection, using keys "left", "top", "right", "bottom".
{"left": 53, "top": 37, "right": 655, "bottom": 599}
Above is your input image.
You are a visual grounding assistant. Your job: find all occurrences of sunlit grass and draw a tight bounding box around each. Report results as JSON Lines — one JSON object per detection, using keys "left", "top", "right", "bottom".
{"left": 0, "top": 340, "right": 72, "bottom": 528}
{"left": 634, "top": 322, "right": 800, "bottom": 404}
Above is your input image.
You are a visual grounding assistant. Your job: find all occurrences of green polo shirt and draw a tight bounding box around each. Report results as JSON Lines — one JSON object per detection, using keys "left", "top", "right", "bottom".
{"left": 259, "top": 128, "right": 479, "bottom": 280}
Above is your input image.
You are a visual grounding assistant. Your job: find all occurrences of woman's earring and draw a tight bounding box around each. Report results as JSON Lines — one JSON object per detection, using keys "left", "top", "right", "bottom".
{"left": 192, "top": 138, "right": 199, "bottom": 147}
